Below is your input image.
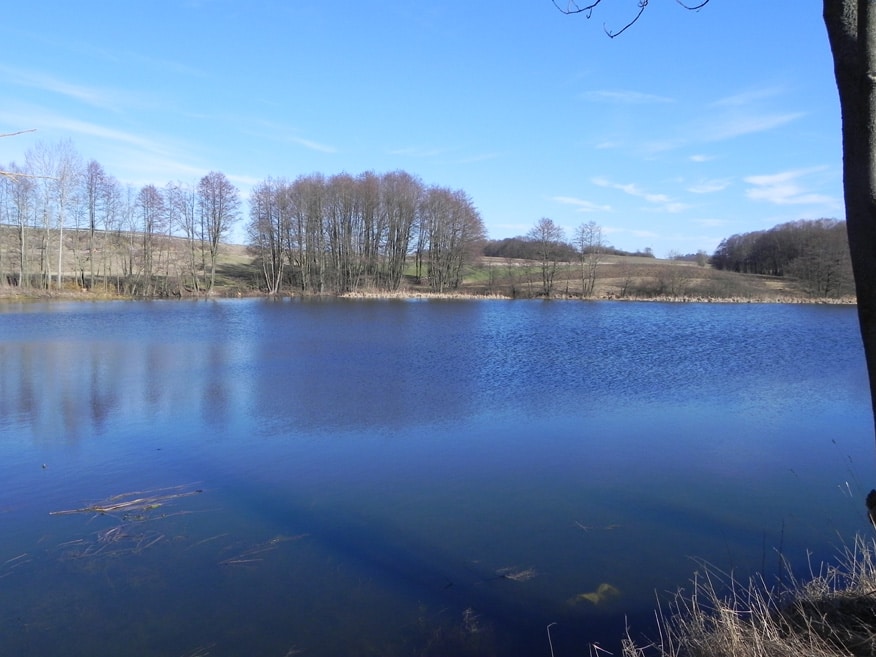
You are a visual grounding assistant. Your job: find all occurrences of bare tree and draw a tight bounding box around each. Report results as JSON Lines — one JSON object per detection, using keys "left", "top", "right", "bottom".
{"left": 137, "top": 184, "right": 165, "bottom": 295}
{"left": 659, "top": 250, "right": 694, "bottom": 298}
{"left": 381, "top": 171, "right": 421, "bottom": 291}
{"left": 82, "top": 160, "right": 115, "bottom": 290}
{"left": 358, "top": 171, "right": 385, "bottom": 287}
{"left": 117, "top": 185, "right": 139, "bottom": 291}
{"left": 0, "top": 163, "right": 35, "bottom": 287}
{"left": 25, "top": 140, "right": 82, "bottom": 289}
{"left": 166, "top": 181, "right": 202, "bottom": 293}
{"left": 0, "top": 132, "right": 38, "bottom": 287}
{"left": 97, "top": 174, "right": 121, "bottom": 293}
{"left": 574, "top": 220, "right": 604, "bottom": 297}
{"left": 52, "top": 141, "right": 81, "bottom": 290}
{"left": 325, "top": 173, "right": 359, "bottom": 294}
{"left": 246, "top": 171, "right": 489, "bottom": 296}
{"left": 247, "top": 178, "right": 288, "bottom": 294}
{"left": 419, "top": 186, "right": 486, "bottom": 292}
{"left": 528, "top": 217, "right": 566, "bottom": 297}
{"left": 297, "top": 173, "right": 328, "bottom": 294}
{"left": 197, "top": 171, "right": 240, "bottom": 293}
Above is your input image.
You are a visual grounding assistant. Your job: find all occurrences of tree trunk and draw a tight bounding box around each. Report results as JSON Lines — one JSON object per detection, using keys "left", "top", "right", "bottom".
{"left": 18, "top": 220, "right": 26, "bottom": 288}
{"left": 824, "top": 0, "right": 876, "bottom": 439}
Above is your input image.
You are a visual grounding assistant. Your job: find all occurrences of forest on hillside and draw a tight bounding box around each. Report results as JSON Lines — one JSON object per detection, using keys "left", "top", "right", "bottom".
{"left": 480, "top": 217, "right": 854, "bottom": 300}
{"left": 0, "top": 139, "right": 854, "bottom": 300}
{"left": 710, "top": 219, "right": 853, "bottom": 298}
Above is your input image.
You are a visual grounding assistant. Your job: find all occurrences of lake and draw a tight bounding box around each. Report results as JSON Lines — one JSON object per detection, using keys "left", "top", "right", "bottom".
{"left": 0, "top": 298, "right": 872, "bottom": 656}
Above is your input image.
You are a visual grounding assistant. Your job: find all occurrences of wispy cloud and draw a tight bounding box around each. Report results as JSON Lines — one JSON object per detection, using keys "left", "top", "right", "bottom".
{"left": 687, "top": 178, "right": 732, "bottom": 194}
{"left": 72, "top": 43, "right": 205, "bottom": 79}
{"left": 744, "top": 167, "right": 836, "bottom": 206}
{"left": 0, "top": 106, "right": 162, "bottom": 151}
{"left": 287, "top": 135, "right": 337, "bottom": 154}
{"left": 246, "top": 120, "right": 337, "bottom": 154}
{"left": 108, "top": 151, "right": 208, "bottom": 186}
{"left": 695, "top": 218, "right": 729, "bottom": 228}
{"left": 226, "top": 173, "right": 263, "bottom": 188}
{"left": 0, "top": 65, "right": 137, "bottom": 112}
{"left": 704, "top": 112, "right": 805, "bottom": 141}
{"left": 0, "top": 104, "right": 211, "bottom": 185}
{"left": 591, "top": 176, "right": 689, "bottom": 213}
{"left": 698, "top": 85, "right": 805, "bottom": 140}
{"left": 689, "top": 154, "right": 715, "bottom": 163}
{"left": 388, "top": 146, "right": 452, "bottom": 158}
{"left": 0, "top": 28, "right": 203, "bottom": 80}
{"left": 457, "top": 152, "right": 502, "bottom": 164}
{"left": 552, "top": 196, "right": 612, "bottom": 213}
{"left": 580, "top": 90, "right": 674, "bottom": 104}
{"left": 639, "top": 138, "right": 686, "bottom": 157}
{"left": 711, "top": 86, "right": 786, "bottom": 108}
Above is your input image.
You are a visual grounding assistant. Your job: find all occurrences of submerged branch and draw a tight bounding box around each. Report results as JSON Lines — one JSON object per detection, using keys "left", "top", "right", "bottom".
{"left": 50, "top": 485, "right": 203, "bottom": 516}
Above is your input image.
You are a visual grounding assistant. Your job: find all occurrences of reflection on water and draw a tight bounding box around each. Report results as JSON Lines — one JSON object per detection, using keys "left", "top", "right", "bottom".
{"left": 0, "top": 299, "right": 872, "bottom": 656}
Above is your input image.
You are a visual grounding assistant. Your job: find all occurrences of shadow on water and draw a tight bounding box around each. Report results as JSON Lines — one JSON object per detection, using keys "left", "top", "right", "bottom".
{"left": 214, "top": 468, "right": 645, "bottom": 656}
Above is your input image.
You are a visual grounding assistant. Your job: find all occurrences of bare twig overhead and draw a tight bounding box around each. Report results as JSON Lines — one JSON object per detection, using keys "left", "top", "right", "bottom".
{"left": 605, "top": 1, "right": 648, "bottom": 38}
{"left": 676, "top": 0, "right": 710, "bottom": 9}
{"left": 552, "top": 0, "right": 711, "bottom": 38}
{"left": 0, "top": 128, "right": 38, "bottom": 180}
{"left": 0, "top": 129, "right": 36, "bottom": 139}
{"left": 0, "top": 171, "right": 57, "bottom": 181}
{"left": 552, "top": 0, "right": 603, "bottom": 17}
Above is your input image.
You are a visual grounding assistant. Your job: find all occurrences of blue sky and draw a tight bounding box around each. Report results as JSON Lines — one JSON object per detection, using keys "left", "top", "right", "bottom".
{"left": 0, "top": 1, "right": 839, "bottom": 256}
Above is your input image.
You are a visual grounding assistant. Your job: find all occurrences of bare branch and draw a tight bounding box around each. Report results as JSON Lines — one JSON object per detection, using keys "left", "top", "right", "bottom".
{"left": 551, "top": 0, "right": 603, "bottom": 18}
{"left": 0, "top": 129, "right": 36, "bottom": 139}
{"left": 605, "top": 0, "right": 648, "bottom": 38}
{"left": 0, "top": 171, "right": 56, "bottom": 181}
{"left": 0, "top": 128, "right": 41, "bottom": 180}
{"left": 553, "top": 0, "right": 711, "bottom": 37}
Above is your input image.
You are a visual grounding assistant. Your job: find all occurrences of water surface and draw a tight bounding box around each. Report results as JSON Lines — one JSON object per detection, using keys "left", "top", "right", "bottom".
{"left": 0, "top": 299, "right": 872, "bottom": 656}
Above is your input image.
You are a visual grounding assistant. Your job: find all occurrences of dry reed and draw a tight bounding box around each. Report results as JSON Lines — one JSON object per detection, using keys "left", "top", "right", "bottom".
{"left": 622, "top": 534, "right": 876, "bottom": 657}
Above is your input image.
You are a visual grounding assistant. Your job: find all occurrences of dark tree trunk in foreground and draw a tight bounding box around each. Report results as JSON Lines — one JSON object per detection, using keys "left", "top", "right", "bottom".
{"left": 824, "top": 0, "right": 876, "bottom": 442}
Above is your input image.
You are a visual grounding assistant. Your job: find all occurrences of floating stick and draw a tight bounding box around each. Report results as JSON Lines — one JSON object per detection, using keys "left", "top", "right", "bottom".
{"left": 50, "top": 486, "right": 203, "bottom": 516}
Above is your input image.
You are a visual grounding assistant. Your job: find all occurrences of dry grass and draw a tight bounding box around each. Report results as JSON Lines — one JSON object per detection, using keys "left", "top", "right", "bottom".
{"left": 0, "top": 222, "right": 854, "bottom": 302}
{"left": 623, "top": 534, "right": 876, "bottom": 657}
{"left": 465, "top": 256, "right": 850, "bottom": 303}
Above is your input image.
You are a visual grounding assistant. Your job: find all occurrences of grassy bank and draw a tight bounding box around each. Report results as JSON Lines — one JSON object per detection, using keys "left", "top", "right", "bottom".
{"left": 622, "top": 533, "right": 876, "bottom": 657}
{"left": 0, "top": 243, "right": 856, "bottom": 304}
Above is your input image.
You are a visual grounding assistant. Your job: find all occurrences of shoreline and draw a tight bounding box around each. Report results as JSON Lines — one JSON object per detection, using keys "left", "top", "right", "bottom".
{"left": 0, "top": 286, "right": 858, "bottom": 305}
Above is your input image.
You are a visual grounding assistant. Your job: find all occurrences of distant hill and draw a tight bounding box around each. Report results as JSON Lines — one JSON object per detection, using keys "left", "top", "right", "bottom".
{"left": 0, "top": 225, "right": 853, "bottom": 303}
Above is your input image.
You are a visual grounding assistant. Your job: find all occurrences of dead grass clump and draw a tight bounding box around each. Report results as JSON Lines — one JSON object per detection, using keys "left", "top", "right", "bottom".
{"left": 623, "top": 535, "right": 876, "bottom": 657}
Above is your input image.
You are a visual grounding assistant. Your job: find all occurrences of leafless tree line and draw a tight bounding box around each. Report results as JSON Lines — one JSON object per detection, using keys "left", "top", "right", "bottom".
{"left": 523, "top": 217, "right": 608, "bottom": 297}
{"left": 0, "top": 139, "right": 239, "bottom": 295}
{"left": 711, "top": 218, "right": 854, "bottom": 298}
{"left": 247, "top": 171, "right": 486, "bottom": 295}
